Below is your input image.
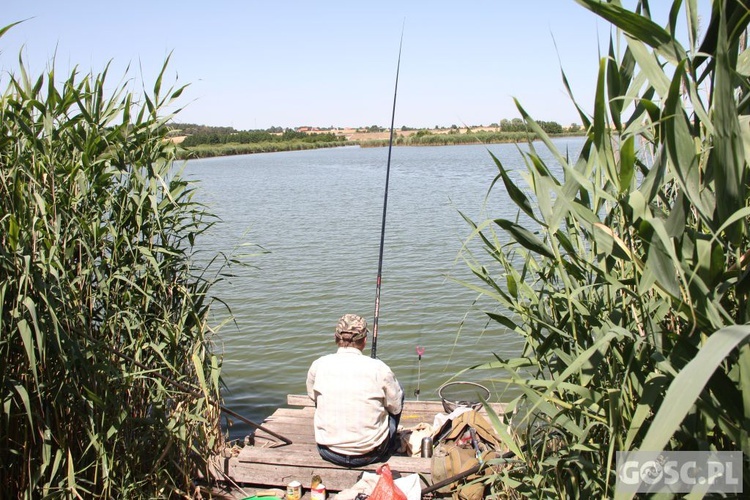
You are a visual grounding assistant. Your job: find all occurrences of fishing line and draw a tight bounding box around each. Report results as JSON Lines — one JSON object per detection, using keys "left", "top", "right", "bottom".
{"left": 371, "top": 23, "right": 404, "bottom": 359}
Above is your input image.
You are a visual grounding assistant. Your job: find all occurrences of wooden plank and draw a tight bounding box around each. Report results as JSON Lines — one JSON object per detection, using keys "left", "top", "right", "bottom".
{"left": 254, "top": 431, "right": 315, "bottom": 446}
{"left": 399, "top": 412, "right": 446, "bottom": 425}
{"left": 269, "top": 407, "right": 315, "bottom": 418}
{"left": 288, "top": 394, "right": 314, "bottom": 407}
{"left": 263, "top": 414, "right": 316, "bottom": 425}
{"left": 287, "top": 395, "right": 453, "bottom": 411}
{"left": 265, "top": 408, "right": 450, "bottom": 428}
{"left": 227, "top": 458, "right": 361, "bottom": 491}
{"left": 254, "top": 421, "right": 451, "bottom": 445}
{"left": 238, "top": 444, "right": 432, "bottom": 475}
{"left": 247, "top": 442, "right": 320, "bottom": 454}
{"left": 242, "top": 441, "right": 430, "bottom": 460}
{"left": 226, "top": 456, "right": 431, "bottom": 492}
{"left": 257, "top": 421, "right": 313, "bottom": 436}
{"left": 258, "top": 415, "right": 443, "bottom": 440}
{"left": 227, "top": 460, "right": 382, "bottom": 492}
{"left": 257, "top": 423, "right": 444, "bottom": 443}
{"left": 286, "top": 394, "right": 505, "bottom": 415}
{"left": 249, "top": 444, "right": 423, "bottom": 460}
{"left": 257, "top": 425, "right": 314, "bottom": 441}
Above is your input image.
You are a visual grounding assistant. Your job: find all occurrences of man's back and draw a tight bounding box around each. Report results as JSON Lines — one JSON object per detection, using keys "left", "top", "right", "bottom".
{"left": 307, "top": 346, "right": 402, "bottom": 455}
{"left": 306, "top": 314, "right": 403, "bottom": 467}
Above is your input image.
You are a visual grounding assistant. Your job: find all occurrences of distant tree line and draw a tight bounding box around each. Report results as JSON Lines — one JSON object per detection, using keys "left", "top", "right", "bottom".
{"left": 359, "top": 130, "right": 534, "bottom": 148}
{"left": 499, "top": 118, "right": 564, "bottom": 134}
{"left": 168, "top": 123, "right": 347, "bottom": 147}
{"left": 169, "top": 119, "right": 580, "bottom": 156}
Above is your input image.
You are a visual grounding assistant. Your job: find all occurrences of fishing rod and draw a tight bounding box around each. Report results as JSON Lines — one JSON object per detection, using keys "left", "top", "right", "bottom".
{"left": 371, "top": 26, "right": 404, "bottom": 360}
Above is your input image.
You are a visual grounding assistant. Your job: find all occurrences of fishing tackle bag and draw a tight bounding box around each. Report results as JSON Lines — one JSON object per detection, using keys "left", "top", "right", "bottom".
{"left": 430, "top": 410, "right": 501, "bottom": 500}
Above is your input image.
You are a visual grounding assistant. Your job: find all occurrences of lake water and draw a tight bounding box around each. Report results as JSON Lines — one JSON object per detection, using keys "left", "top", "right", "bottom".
{"left": 184, "top": 136, "right": 585, "bottom": 439}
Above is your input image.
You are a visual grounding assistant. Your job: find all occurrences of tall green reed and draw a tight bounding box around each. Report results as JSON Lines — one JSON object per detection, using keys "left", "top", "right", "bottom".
{"left": 0, "top": 33, "right": 225, "bottom": 497}
{"left": 461, "top": 0, "right": 750, "bottom": 497}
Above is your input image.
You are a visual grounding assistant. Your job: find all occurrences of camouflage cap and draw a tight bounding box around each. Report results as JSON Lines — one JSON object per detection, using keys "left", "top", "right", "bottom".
{"left": 335, "top": 314, "right": 368, "bottom": 341}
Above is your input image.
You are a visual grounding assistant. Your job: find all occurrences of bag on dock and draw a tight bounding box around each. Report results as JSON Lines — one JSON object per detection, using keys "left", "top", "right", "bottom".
{"left": 430, "top": 410, "right": 500, "bottom": 500}
{"left": 369, "top": 463, "right": 407, "bottom": 500}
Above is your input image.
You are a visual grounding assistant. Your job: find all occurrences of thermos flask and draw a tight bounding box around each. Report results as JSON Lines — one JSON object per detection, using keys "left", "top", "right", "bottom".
{"left": 421, "top": 436, "right": 433, "bottom": 458}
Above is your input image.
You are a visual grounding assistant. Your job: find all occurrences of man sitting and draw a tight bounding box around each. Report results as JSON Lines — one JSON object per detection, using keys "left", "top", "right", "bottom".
{"left": 306, "top": 314, "right": 403, "bottom": 467}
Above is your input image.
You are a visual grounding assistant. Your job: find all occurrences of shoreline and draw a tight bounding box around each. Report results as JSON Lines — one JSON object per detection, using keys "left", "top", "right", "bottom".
{"left": 177, "top": 131, "right": 586, "bottom": 160}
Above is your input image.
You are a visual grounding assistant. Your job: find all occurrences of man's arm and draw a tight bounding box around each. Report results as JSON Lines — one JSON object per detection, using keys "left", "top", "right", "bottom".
{"left": 382, "top": 368, "right": 403, "bottom": 415}
{"left": 306, "top": 361, "right": 317, "bottom": 403}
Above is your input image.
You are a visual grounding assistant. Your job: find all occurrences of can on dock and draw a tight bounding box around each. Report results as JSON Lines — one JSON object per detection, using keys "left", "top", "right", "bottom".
{"left": 310, "top": 482, "right": 326, "bottom": 500}
{"left": 286, "top": 480, "right": 302, "bottom": 500}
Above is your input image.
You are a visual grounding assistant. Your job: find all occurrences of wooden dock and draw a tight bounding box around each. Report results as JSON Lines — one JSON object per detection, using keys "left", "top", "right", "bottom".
{"left": 209, "top": 394, "right": 505, "bottom": 497}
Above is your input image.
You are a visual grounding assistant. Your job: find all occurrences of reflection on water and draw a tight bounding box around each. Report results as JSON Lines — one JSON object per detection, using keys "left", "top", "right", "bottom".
{"left": 184, "top": 137, "right": 584, "bottom": 439}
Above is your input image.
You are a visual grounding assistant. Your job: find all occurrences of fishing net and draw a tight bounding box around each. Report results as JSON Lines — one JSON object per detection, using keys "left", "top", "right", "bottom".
{"left": 437, "top": 381, "right": 491, "bottom": 413}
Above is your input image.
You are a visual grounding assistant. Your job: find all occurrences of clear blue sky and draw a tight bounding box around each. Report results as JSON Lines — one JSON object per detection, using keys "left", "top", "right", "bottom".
{"left": 2, "top": 1, "right": 712, "bottom": 130}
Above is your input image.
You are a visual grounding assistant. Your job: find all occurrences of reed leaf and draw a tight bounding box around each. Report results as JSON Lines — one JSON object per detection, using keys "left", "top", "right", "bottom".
{"left": 489, "top": 151, "right": 536, "bottom": 221}
{"left": 711, "top": 8, "right": 746, "bottom": 242}
{"left": 574, "top": 0, "right": 682, "bottom": 61}
{"left": 494, "top": 219, "right": 555, "bottom": 259}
